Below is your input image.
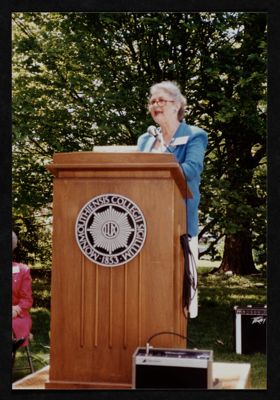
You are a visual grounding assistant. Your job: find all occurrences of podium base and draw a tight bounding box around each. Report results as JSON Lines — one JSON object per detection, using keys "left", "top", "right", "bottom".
{"left": 45, "top": 380, "right": 131, "bottom": 390}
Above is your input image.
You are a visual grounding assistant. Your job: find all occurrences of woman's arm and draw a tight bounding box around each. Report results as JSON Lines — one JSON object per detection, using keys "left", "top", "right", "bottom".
{"left": 17, "top": 267, "right": 33, "bottom": 313}
{"left": 180, "top": 131, "right": 208, "bottom": 181}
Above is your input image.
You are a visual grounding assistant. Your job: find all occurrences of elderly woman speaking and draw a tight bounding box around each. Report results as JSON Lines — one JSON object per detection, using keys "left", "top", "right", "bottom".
{"left": 137, "top": 80, "right": 208, "bottom": 318}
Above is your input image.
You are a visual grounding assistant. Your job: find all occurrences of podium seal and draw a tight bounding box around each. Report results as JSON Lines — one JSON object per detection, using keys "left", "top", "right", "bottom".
{"left": 75, "top": 194, "right": 147, "bottom": 267}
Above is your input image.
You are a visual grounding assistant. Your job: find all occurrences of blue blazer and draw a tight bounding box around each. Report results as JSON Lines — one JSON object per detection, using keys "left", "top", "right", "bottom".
{"left": 137, "top": 121, "right": 208, "bottom": 237}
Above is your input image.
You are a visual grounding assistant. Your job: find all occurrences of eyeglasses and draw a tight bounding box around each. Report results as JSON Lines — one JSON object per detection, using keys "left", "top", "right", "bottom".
{"left": 148, "top": 98, "right": 175, "bottom": 107}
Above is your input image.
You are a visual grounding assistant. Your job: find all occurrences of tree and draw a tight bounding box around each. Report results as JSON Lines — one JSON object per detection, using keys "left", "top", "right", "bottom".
{"left": 196, "top": 13, "right": 267, "bottom": 273}
{"left": 12, "top": 12, "right": 266, "bottom": 273}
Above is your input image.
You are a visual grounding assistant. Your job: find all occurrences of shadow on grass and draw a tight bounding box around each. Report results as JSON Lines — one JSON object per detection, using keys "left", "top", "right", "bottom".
{"left": 188, "top": 268, "right": 267, "bottom": 389}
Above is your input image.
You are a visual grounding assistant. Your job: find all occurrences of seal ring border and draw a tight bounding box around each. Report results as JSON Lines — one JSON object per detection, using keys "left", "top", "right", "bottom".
{"left": 75, "top": 193, "right": 147, "bottom": 267}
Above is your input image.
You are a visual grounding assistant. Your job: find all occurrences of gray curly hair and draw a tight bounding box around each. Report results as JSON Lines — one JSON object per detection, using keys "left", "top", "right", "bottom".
{"left": 149, "top": 80, "right": 187, "bottom": 122}
{"left": 12, "top": 231, "right": 18, "bottom": 251}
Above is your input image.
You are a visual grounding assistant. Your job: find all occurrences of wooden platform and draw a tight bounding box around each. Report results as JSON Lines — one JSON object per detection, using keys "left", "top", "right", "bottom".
{"left": 12, "top": 362, "right": 251, "bottom": 390}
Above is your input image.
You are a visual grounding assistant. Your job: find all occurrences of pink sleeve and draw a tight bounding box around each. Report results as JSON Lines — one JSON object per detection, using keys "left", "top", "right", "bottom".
{"left": 18, "top": 267, "right": 33, "bottom": 311}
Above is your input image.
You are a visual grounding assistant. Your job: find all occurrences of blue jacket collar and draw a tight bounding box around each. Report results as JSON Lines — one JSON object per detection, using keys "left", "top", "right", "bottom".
{"left": 173, "top": 120, "right": 192, "bottom": 138}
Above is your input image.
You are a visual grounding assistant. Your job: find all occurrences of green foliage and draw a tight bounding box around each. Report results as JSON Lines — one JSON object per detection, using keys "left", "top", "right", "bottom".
{"left": 12, "top": 12, "right": 267, "bottom": 271}
{"left": 31, "top": 269, "right": 51, "bottom": 308}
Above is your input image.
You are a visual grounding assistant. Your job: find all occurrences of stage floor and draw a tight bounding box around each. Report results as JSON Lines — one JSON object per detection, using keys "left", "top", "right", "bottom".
{"left": 12, "top": 362, "right": 251, "bottom": 390}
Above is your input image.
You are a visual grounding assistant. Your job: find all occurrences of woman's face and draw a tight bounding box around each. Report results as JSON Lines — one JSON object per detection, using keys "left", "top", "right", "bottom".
{"left": 148, "top": 89, "right": 179, "bottom": 125}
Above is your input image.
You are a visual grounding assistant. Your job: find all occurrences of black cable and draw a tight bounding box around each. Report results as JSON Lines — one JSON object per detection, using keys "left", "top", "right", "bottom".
{"left": 147, "top": 331, "right": 188, "bottom": 344}
{"left": 145, "top": 330, "right": 195, "bottom": 350}
{"left": 180, "top": 234, "right": 198, "bottom": 318}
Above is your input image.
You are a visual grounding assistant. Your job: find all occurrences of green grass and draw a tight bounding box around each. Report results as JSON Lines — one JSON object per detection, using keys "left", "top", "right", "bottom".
{"left": 12, "top": 308, "right": 50, "bottom": 383}
{"left": 188, "top": 265, "right": 267, "bottom": 389}
{"left": 12, "top": 263, "right": 267, "bottom": 389}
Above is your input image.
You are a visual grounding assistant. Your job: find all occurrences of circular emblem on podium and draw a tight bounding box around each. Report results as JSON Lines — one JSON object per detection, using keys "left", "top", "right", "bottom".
{"left": 75, "top": 194, "right": 147, "bottom": 267}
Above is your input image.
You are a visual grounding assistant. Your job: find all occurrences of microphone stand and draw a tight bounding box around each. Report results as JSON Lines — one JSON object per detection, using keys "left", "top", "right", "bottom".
{"left": 147, "top": 126, "right": 174, "bottom": 153}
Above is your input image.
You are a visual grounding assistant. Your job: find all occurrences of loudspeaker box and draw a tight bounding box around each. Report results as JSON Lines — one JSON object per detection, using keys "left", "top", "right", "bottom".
{"left": 234, "top": 305, "right": 267, "bottom": 354}
{"left": 132, "top": 347, "right": 213, "bottom": 389}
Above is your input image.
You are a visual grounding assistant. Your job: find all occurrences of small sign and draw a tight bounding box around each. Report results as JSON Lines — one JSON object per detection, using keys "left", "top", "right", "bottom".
{"left": 172, "top": 136, "right": 189, "bottom": 146}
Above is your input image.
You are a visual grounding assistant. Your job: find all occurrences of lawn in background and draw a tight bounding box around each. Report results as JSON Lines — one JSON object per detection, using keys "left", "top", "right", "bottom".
{"left": 188, "top": 261, "right": 267, "bottom": 389}
{"left": 12, "top": 261, "right": 267, "bottom": 389}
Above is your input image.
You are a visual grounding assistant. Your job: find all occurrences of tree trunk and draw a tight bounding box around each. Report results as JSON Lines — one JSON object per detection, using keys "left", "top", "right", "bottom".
{"left": 216, "top": 232, "right": 258, "bottom": 275}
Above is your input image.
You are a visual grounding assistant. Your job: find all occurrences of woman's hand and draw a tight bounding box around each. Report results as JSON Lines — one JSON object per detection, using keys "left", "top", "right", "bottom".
{"left": 12, "top": 305, "right": 21, "bottom": 318}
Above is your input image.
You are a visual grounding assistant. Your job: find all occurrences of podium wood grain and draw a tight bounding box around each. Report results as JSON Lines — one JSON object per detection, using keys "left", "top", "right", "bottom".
{"left": 46, "top": 152, "right": 190, "bottom": 389}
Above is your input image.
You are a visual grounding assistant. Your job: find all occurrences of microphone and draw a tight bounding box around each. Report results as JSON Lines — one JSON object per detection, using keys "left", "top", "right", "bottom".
{"left": 147, "top": 125, "right": 165, "bottom": 151}
{"left": 147, "top": 125, "right": 159, "bottom": 138}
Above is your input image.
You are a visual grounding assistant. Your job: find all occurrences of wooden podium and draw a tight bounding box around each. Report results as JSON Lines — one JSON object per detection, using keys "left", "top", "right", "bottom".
{"left": 45, "top": 151, "right": 191, "bottom": 389}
